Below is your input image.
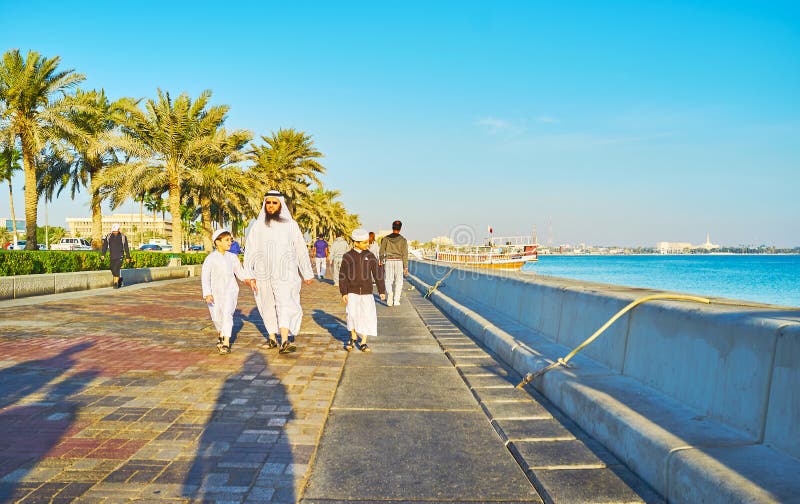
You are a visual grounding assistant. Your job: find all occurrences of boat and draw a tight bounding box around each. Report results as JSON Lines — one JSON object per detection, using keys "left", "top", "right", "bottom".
{"left": 426, "top": 234, "right": 538, "bottom": 269}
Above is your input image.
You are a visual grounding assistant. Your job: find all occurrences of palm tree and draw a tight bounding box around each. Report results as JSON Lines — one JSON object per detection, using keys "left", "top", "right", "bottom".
{"left": 108, "top": 89, "right": 241, "bottom": 251}
{"left": 184, "top": 128, "right": 252, "bottom": 250}
{"left": 144, "top": 191, "right": 166, "bottom": 239}
{"left": 0, "top": 49, "right": 85, "bottom": 249}
{"left": 0, "top": 143, "right": 22, "bottom": 243}
{"left": 295, "top": 186, "right": 360, "bottom": 240}
{"left": 249, "top": 128, "right": 325, "bottom": 214}
{"left": 37, "top": 89, "right": 137, "bottom": 249}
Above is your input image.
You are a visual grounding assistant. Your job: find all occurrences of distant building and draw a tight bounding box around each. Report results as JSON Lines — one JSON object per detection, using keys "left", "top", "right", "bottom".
{"left": 1, "top": 218, "right": 25, "bottom": 234}
{"left": 695, "top": 233, "right": 720, "bottom": 251}
{"left": 656, "top": 241, "right": 693, "bottom": 254}
{"left": 657, "top": 235, "right": 720, "bottom": 254}
{"left": 66, "top": 213, "right": 172, "bottom": 238}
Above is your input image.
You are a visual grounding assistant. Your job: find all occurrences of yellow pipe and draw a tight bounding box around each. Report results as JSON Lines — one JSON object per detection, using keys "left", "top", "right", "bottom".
{"left": 516, "top": 294, "right": 711, "bottom": 388}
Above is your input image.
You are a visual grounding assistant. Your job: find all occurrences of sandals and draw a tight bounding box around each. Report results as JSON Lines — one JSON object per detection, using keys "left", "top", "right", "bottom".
{"left": 358, "top": 343, "right": 370, "bottom": 352}
{"left": 216, "top": 336, "right": 224, "bottom": 351}
{"left": 260, "top": 338, "right": 278, "bottom": 349}
{"left": 345, "top": 339, "right": 356, "bottom": 352}
{"left": 279, "top": 341, "right": 297, "bottom": 354}
{"left": 218, "top": 345, "right": 231, "bottom": 355}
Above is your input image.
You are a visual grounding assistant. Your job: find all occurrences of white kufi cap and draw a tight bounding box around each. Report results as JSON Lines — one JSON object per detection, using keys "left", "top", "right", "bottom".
{"left": 351, "top": 228, "right": 369, "bottom": 241}
{"left": 212, "top": 228, "right": 231, "bottom": 242}
{"left": 111, "top": 224, "right": 120, "bottom": 232}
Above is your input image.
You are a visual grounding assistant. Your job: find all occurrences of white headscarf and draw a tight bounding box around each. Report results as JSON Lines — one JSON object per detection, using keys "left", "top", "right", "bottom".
{"left": 244, "top": 190, "right": 314, "bottom": 282}
{"left": 256, "top": 190, "right": 294, "bottom": 223}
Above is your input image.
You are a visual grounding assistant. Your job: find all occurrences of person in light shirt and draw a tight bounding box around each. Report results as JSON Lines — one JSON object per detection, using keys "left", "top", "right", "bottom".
{"left": 201, "top": 229, "right": 255, "bottom": 355}
{"left": 244, "top": 190, "right": 314, "bottom": 353}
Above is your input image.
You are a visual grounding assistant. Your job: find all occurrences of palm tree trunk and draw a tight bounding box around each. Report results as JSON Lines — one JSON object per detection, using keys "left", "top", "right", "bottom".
{"left": 200, "top": 195, "right": 213, "bottom": 252}
{"left": 139, "top": 195, "right": 144, "bottom": 246}
{"left": 89, "top": 170, "right": 103, "bottom": 250}
{"left": 7, "top": 181, "right": 18, "bottom": 242}
{"left": 168, "top": 175, "right": 182, "bottom": 251}
{"left": 20, "top": 134, "right": 38, "bottom": 249}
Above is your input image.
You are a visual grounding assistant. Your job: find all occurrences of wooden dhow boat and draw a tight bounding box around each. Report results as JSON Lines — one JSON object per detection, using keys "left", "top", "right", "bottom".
{"left": 427, "top": 234, "right": 538, "bottom": 270}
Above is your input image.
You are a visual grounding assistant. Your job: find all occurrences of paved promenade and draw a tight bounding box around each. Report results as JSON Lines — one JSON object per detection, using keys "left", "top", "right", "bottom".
{"left": 0, "top": 275, "right": 659, "bottom": 503}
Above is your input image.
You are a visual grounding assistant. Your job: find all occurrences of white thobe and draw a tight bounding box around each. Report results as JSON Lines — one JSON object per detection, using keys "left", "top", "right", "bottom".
{"left": 244, "top": 218, "right": 314, "bottom": 336}
{"left": 202, "top": 251, "right": 248, "bottom": 338}
{"left": 346, "top": 293, "right": 378, "bottom": 337}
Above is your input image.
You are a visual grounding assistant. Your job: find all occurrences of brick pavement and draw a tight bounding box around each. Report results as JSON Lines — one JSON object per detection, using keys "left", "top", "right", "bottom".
{"left": 0, "top": 277, "right": 350, "bottom": 503}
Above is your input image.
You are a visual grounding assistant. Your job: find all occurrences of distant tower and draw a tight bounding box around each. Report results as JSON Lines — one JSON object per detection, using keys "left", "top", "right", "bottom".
{"left": 547, "top": 217, "right": 553, "bottom": 247}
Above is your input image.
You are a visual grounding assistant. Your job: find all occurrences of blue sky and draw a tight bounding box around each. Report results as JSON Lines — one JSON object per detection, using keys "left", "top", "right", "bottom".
{"left": 2, "top": 0, "right": 798, "bottom": 247}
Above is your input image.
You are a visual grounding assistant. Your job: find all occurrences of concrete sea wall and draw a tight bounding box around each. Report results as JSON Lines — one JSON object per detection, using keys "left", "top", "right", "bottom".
{"left": 0, "top": 264, "right": 203, "bottom": 300}
{"left": 409, "top": 260, "right": 800, "bottom": 503}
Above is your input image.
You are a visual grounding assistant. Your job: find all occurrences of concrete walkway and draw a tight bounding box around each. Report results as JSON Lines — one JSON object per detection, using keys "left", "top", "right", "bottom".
{"left": 0, "top": 276, "right": 660, "bottom": 503}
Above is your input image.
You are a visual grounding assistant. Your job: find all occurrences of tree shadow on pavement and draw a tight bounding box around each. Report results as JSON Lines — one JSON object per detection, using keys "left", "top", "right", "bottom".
{"left": 0, "top": 369, "right": 101, "bottom": 502}
{"left": 182, "top": 352, "right": 297, "bottom": 503}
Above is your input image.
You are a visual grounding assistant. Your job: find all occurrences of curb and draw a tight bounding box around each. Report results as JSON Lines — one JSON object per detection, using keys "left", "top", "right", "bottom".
{"left": 406, "top": 273, "right": 800, "bottom": 504}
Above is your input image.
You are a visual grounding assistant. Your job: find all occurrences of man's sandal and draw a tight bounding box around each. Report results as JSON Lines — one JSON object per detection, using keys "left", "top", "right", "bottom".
{"left": 260, "top": 338, "right": 278, "bottom": 350}
{"left": 358, "top": 343, "right": 370, "bottom": 352}
{"left": 279, "top": 341, "right": 297, "bottom": 354}
{"left": 216, "top": 336, "right": 224, "bottom": 351}
{"left": 345, "top": 339, "right": 355, "bottom": 352}
{"left": 218, "top": 345, "right": 231, "bottom": 355}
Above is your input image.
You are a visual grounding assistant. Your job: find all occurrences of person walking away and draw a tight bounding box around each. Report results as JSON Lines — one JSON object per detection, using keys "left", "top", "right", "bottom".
{"left": 340, "top": 229, "right": 386, "bottom": 352}
{"left": 202, "top": 229, "right": 255, "bottom": 355}
{"left": 330, "top": 233, "right": 349, "bottom": 287}
{"left": 312, "top": 235, "right": 330, "bottom": 280}
{"left": 368, "top": 231, "right": 382, "bottom": 282}
{"left": 101, "top": 224, "right": 131, "bottom": 289}
{"left": 244, "top": 190, "right": 315, "bottom": 354}
{"left": 379, "top": 220, "right": 409, "bottom": 306}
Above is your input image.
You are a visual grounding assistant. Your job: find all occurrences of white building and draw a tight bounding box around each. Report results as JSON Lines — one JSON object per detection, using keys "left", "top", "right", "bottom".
{"left": 695, "top": 233, "right": 720, "bottom": 251}
{"left": 657, "top": 234, "right": 720, "bottom": 254}
{"left": 66, "top": 213, "right": 172, "bottom": 238}
{"left": 656, "top": 241, "right": 693, "bottom": 254}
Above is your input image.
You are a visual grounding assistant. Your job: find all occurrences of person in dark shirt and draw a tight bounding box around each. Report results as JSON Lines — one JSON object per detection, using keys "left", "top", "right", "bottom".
{"left": 101, "top": 224, "right": 131, "bottom": 288}
{"left": 339, "top": 229, "right": 386, "bottom": 352}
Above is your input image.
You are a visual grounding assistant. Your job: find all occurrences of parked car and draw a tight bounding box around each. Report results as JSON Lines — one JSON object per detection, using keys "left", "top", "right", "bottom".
{"left": 6, "top": 240, "right": 27, "bottom": 250}
{"left": 139, "top": 243, "right": 163, "bottom": 251}
{"left": 188, "top": 245, "right": 203, "bottom": 251}
{"left": 51, "top": 237, "right": 92, "bottom": 251}
{"left": 147, "top": 239, "right": 172, "bottom": 251}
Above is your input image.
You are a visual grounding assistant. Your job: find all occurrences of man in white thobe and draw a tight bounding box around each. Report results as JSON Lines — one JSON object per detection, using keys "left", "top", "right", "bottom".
{"left": 244, "top": 190, "right": 314, "bottom": 353}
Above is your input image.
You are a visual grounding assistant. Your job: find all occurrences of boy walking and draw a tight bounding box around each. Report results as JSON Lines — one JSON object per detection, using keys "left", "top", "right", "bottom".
{"left": 340, "top": 229, "right": 386, "bottom": 352}
{"left": 202, "top": 229, "right": 255, "bottom": 355}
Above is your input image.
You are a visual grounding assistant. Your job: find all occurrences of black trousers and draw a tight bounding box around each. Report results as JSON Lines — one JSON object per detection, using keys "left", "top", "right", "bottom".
{"left": 110, "top": 258, "right": 123, "bottom": 277}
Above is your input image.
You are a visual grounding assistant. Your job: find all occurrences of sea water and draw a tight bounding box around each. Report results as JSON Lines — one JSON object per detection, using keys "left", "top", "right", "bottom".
{"left": 520, "top": 255, "right": 800, "bottom": 307}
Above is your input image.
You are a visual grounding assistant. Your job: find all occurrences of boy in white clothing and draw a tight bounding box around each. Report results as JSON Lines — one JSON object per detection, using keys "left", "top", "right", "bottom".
{"left": 202, "top": 229, "right": 255, "bottom": 354}
{"left": 339, "top": 229, "right": 386, "bottom": 352}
